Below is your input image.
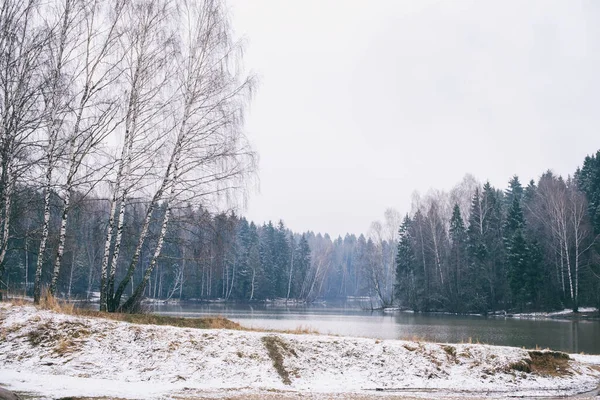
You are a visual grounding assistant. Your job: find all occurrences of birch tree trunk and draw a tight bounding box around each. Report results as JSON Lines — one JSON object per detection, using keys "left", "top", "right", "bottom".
{"left": 48, "top": 0, "right": 124, "bottom": 297}
{"left": 0, "top": 0, "right": 46, "bottom": 296}
{"left": 121, "top": 162, "right": 179, "bottom": 311}
{"left": 34, "top": 0, "right": 74, "bottom": 304}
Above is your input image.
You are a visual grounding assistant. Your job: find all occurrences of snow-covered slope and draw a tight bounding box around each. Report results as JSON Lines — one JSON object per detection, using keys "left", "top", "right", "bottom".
{"left": 0, "top": 303, "right": 598, "bottom": 399}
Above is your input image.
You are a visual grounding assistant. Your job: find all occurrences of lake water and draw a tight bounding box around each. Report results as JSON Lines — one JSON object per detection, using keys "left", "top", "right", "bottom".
{"left": 150, "top": 302, "right": 600, "bottom": 354}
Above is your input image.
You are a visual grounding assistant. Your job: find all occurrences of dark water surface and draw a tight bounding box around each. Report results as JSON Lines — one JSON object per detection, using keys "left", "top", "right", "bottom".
{"left": 150, "top": 303, "right": 600, "bottom": 354}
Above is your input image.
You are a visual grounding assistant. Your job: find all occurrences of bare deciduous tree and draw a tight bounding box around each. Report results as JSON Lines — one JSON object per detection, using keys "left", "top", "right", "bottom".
{"left": 0, "top": 0, "right": 47, "bottom": 298}
{"left": 103, "top": 0, "right": 256, "bottom": 313}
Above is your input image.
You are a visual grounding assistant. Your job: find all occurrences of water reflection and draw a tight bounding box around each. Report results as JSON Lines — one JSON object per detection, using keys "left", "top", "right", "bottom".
{"left": 150, "top": 303, "right": 600, "bottom": 354}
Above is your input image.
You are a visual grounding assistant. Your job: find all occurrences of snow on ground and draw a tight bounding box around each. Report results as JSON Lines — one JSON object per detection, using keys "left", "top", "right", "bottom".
{"left": 509, "top": 307, "right": 599, "bottom": 319}
{"left": 0, "top": 303, "right": 599, "bottom": 399}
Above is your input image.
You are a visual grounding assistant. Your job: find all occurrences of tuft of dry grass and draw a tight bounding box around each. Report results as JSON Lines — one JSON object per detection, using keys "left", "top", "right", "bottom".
{"left": 401, "top": 335, "right": 429, "bottom": 343}
{"left": 276, "top": 325, "right": 319, "bottom": 335}
{"left": 7, "top": 296, "right": 31, "bottom": 307}
{"left": 441, "top": 345, "right": 457, "bottom": 359}
{"left": 40, "top": 289, "right": 75, "bottom": 314}
{"left": 54, "top": 337, "right": 77, "bottom": 355}
{"left": 27, "top": 321, "right": 54, "bottom": 346}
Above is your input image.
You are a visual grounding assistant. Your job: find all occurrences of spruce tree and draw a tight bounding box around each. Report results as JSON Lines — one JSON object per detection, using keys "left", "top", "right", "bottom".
{"left": 576, "top": 150, "right": 600, "bottom": 234}
{"left": 505, "top": 175, "right": 524, "bottom": 206}
{"left": 449, "top": 204, "right": 467, "bottom": 311}
{"left": 295, "top": 234, "right": 311, "bottom": 300}
{"left": 467, "top": 188, "right": 488, "bottom": 312}
{"left": 395, "top": 215, "right": 415, "bottom": 308}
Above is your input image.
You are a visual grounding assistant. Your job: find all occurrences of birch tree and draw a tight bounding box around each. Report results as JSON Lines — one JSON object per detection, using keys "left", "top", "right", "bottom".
{"left": 533, "top": 173, "right": 593, "bottom": 311}
{"left": 110, "top": 0, "right": 256, "bottom": 312}
{"left": 47, "top": 0, "right": 126, "bottom": 297}
{"left": 34, "top": 0, "right": 81, "bottom": 303}
{"left": 99, "top": 0, "right": 174, "bottom": 311}
{"left": 0, "top": 0, "right": 47, "bottom": 296}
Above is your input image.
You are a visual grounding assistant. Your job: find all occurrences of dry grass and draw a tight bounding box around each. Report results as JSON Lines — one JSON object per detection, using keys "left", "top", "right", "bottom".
{"left": 8, "top": 294, "right": 330, "bottom": 336}
{"left": 262, "top": 336, "right": 298, "bottom": 385}
{"left": 7, "top": 296, "right": 30, "bottom": 306}
{"left": 25, "top": 291, "right": 244, "bottom": 330}
{"left": 9, "top": 293, "right": 332, "bottom": 336}
{"left": 53, "top": 337, "right": 78, "bottom": 355}
{"left": 40, "top": 290, "right": 75, "bottom": 314}
{"left": 27, "top": 321, "right": 53, "bottom": 346}
{"left": 26, "top": 318, "right": 90, "bottom": 355}
{"left": 275, "top": 325, "right": 319, "bottom": 335}
{"left": 400, "top": 335, "right": 430, "bottom": 343}
{"left": 460, "top": 337, "right": 484, "bottom": 345}
{"left": 528, "top": 350, "right": 571, "bottom": 376}
{"left": 509, "top": 350, "right": 571, "bottom": 376}
{"left": 441, "top": 345, "right": 457, "bottom": 359}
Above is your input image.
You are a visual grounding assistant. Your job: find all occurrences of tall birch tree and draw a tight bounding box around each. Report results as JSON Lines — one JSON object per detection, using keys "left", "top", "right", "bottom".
{"left": 109, "top": 0, "right": 256, "bottom": 312}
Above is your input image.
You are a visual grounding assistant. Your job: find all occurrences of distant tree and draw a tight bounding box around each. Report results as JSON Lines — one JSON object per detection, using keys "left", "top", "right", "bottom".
{"left": 294, "top": 234, "right": 311, "bottom": 299}
{"left": 576, "top": 150, "right": 600, "bottom": 235}
{"left": 448, "top": 204, "right": 467, "bottom": 312}
{"left": 395, "top": 215, "right": 417, "bottom": 309}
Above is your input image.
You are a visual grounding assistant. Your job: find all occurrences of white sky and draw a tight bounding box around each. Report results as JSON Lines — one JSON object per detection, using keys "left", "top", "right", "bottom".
{"left": 228, "top": 0, "right": 600, "bottom": 238}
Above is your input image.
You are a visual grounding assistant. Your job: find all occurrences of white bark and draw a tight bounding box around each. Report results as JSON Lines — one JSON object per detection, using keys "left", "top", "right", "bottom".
{"left": 49, "top": 0, "right": 125, "bottom": 297}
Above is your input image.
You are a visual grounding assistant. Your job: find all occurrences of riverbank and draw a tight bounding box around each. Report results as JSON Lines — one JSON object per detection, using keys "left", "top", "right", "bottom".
{"left": 381, "top": 306, "right": 600, "bottom": 321}
{"left": 1, "top": 303, "right": 600, "bottom": 399}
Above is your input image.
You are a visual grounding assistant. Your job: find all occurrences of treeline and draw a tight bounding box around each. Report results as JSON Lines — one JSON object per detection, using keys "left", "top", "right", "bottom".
{"left": 0, "top": 184, "right": 384, "bottom": 303}
{"left": 396, "top": 153, "right": 600, "bottom": 313}
{"left": 2, "top": 151, "right": 600, "bottom": 313}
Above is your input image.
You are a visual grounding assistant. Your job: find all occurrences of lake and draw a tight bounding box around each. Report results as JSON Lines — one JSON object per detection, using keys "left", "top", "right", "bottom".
{"left": 150, "top": 302, "right": 600, "bottom": 355}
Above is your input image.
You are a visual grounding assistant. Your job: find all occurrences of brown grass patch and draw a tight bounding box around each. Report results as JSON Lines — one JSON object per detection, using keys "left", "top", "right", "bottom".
{"left": 7, "top": 297, "right": 31, "bottom": 306}
{"left": 276, "top": 325, "right": 319, "bottom": 335}
{"left": 441, "top": 345, "right": 457, "bottom": 360}
{"left": 26, "top": 319, "right": 89, "bottom": 354}
{"left": 27, "top": 321, "right": 54, "bottom": 346}
{"left": 90, "top": 313, "right": 244, "bottom": 330}
{"left": 40, "top": 290, "right": 75, "bottom": 314}
{"left": 35, "top": 293, "right": 244, "bottom": 330}
{"left": 509, "top": 350, "right": 570, "bottom": 376}
{"left": 12, "top": 293, "right": 326, "bottom": 336}
{"left": 528, "top": 350, "right": 570, "bottom": 376}
{"left": 54, "top": 337, "right": 78, "bottom": 355}
{"left": 508, "top": 359, "right": 531, "bottom": 373}
{"left": 262, "top": 335, "right": 298, "bottom": 385}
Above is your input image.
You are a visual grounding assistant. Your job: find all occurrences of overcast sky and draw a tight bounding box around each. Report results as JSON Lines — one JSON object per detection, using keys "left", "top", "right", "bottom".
{"left": 228, "top": 0, "right": 600, "bottom": 238}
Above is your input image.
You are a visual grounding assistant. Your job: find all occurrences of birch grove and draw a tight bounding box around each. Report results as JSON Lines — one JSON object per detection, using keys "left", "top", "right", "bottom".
{"left": 0, "top": 0, "right": 46, "bottom": 298}
{"left": 104, "top": 0, "right": 256, "bottom": 312}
